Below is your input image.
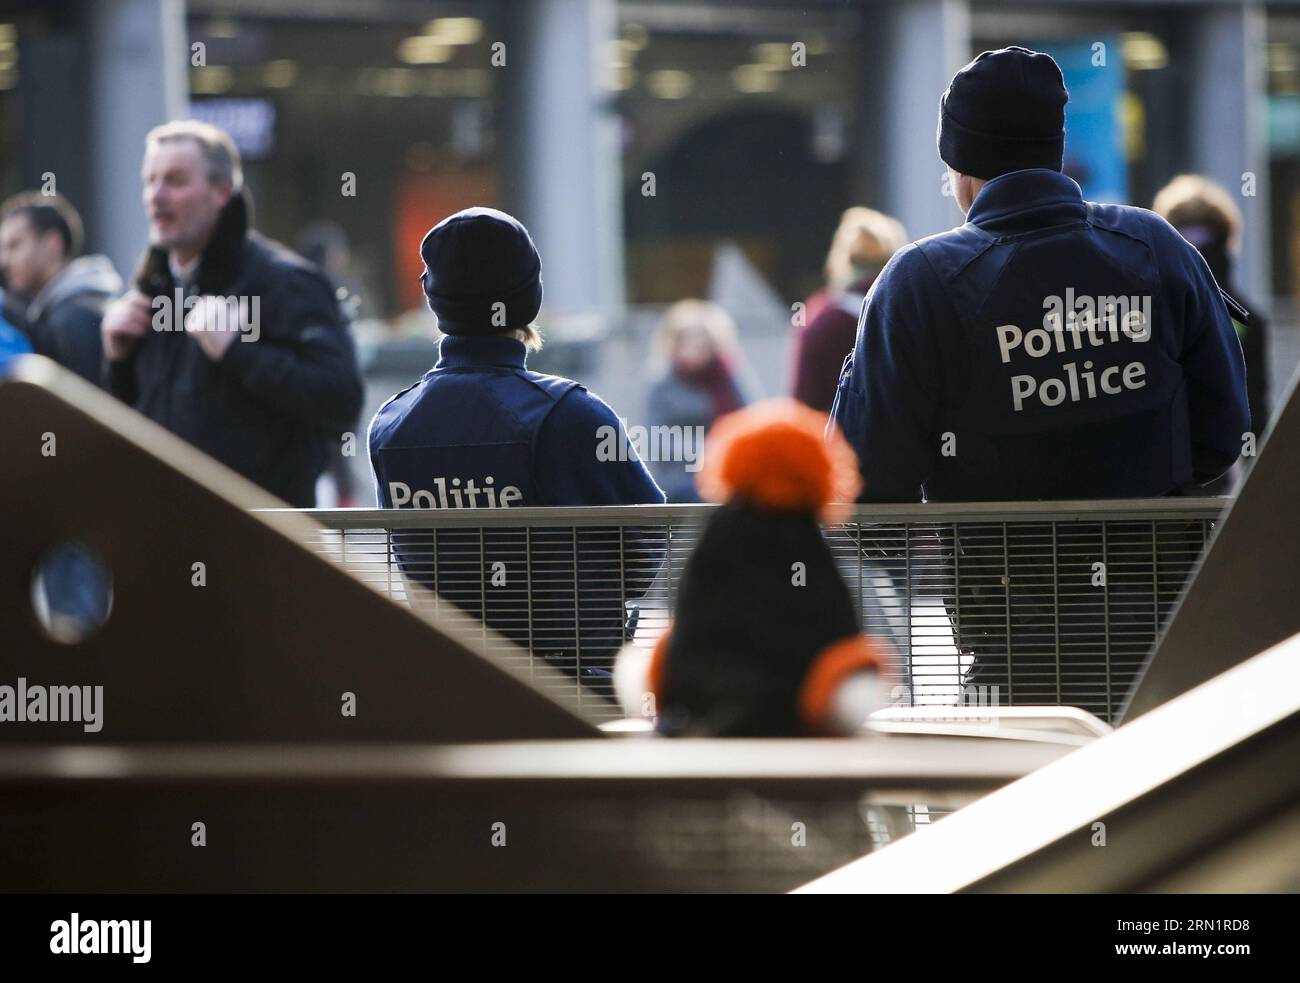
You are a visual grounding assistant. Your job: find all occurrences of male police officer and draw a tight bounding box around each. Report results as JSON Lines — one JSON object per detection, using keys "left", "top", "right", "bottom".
{"left": 369, "top": 207, "right": 664, "bottom": 696}
{"left": 830, "top": 47, "right": 1249, "bottom": 713}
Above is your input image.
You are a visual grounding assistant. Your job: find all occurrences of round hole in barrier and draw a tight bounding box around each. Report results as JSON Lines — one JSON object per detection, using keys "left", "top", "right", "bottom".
{"left": 30, "top": 542, "right": 114, "bottom": 644}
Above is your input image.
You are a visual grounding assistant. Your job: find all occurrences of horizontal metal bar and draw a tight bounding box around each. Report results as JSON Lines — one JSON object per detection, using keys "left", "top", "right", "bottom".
{"left": 257, "top": 497, "right": 1228, "bottom": 529}
{"left": 0, "top": 736, "right": 1070, "bottom": 790}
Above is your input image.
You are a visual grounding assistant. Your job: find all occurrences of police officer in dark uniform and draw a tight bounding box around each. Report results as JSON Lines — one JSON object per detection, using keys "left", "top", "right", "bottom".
{"left": 369, "top": 207, "right": 664, "bottom": 698}
{"left": 831, "top": 48, "right": 1249, "bottom": 717}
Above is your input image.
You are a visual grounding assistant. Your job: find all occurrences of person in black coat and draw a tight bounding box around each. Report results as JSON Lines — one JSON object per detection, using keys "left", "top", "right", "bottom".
{"left": 101, "top": 121, "right": 362, "bottom": 506}
{"left": 1153, "top": 174, "right": 1270, "bottom": 438}
{"left": 0, "top": 192, "right": 120, "bottom": 384}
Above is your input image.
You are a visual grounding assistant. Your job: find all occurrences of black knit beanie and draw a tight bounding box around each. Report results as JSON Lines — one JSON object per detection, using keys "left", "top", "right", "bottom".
{"left": 937, "top": 46, "right": 1068, "bottom": 179}
{"left": 419, "top": 206, "right": 543, "bottom": 335}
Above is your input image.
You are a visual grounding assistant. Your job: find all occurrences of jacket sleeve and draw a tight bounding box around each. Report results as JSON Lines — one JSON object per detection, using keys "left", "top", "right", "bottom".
{"left": 1167, "top": 238, "right": 1250, "bottom": 483}
{"left": 48, "top": 301, "right": 107, "bottom": 386}
{"left": 366, "top": 411, "right": 386, "bottom": 508}
{"left": 1240, "top": 305, "right": 1269, "bottom": 437}
{"left": 830, "top": 246, "right": 944, "bottom": 502}
{"left": 217, "top": 266, "right": 364, "bottom": 432}
{"left": 104, "top": 348, "right": 139, "bottom": 406}
{"left": 793, "top": 308, "right": 857, "bottom": 414}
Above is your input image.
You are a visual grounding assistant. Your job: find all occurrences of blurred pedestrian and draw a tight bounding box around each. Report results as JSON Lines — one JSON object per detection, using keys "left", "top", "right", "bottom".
{"left": 800, "top": 206, "right": 891, "bottom": 328}
{"left": 0, "top": 192, "right": 120, "bottom": 384}
{"left": 791, "top": 207, "right": 906, "bottom": 413}
{"left": 645, "top": 299, "right": 748, "bottom": 502}
{"left": 790, "top": 210, "right": 912, "bottom": 653}
{"left": 100, "top": 121, "right": 363, "bottom": 506}
{"left": 1154, "top": 174, "right": 1270, "bottom": 438}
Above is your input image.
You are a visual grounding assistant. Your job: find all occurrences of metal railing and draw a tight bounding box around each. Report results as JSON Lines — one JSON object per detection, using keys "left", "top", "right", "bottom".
{"left": 257, "top": 499, "right": 1225, "bottom": 724}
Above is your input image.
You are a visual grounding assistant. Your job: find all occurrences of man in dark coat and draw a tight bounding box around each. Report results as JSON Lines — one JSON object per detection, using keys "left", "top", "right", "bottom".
{"left": 0, "top": 192, "right": 120, "bottom": 384}
{"left": 101, "top": 121, "right": 362, "bottom": 506}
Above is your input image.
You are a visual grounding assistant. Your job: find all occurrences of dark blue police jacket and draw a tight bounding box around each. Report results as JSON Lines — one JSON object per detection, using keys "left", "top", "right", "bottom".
{"left": 368, "top": 334, "right": 665, "bottom": 672}
{"left": 832, "top": 168, "right": 1250, "bottom": 502}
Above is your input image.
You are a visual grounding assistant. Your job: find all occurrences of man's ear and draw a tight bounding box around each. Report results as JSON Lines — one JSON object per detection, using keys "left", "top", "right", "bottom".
{"left": 37, "top": 229, "right": 66, "bottom": 268}
{"left": 951, "top": 171, "right": 978, "bottom": 214}
{"left": 212, "top": 179, "right": 234, "bottom": 210}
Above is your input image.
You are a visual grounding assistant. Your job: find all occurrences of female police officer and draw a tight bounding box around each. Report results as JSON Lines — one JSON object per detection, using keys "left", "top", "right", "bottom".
{"left": 368, "top": 207, "right": 664, "bottom": 700}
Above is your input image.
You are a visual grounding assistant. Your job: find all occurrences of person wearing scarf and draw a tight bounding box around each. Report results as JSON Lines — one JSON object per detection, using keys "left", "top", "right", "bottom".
{"left": 645, "top": 299, "right": 749, "bottom": 502}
